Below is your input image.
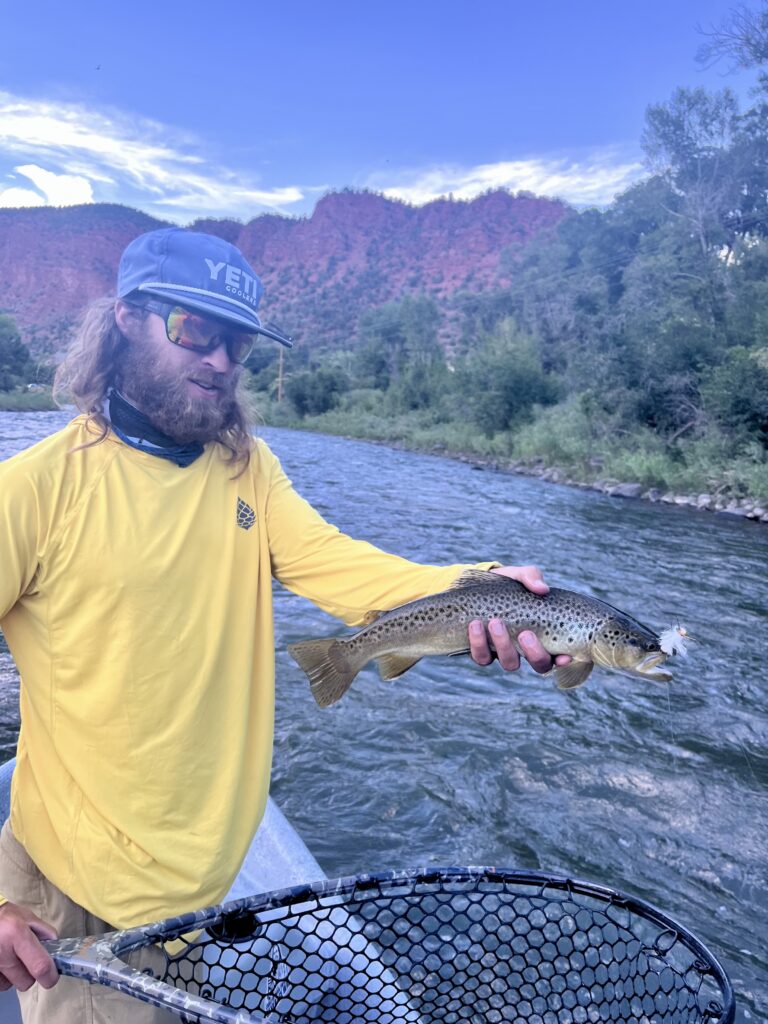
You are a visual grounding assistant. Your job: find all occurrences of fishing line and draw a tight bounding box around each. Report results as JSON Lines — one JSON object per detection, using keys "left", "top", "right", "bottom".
{"left": 665, "top": 683, "right": 680, "bottom": 776}
{"left": 733, "top": 732, "right": 760, "bottom": 786}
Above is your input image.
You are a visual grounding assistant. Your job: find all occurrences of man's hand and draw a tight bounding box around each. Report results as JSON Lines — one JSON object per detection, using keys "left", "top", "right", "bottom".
{"left": 468, "top": 565, "right": 572, "bottom": 674}
{"left": 0, "top": 902, "right": 58, "bottom": 992}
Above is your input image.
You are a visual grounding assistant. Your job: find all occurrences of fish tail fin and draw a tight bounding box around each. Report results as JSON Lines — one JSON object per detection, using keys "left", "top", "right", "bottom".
{"left": 288, "top": 638, "right": 360, "bottom": 707}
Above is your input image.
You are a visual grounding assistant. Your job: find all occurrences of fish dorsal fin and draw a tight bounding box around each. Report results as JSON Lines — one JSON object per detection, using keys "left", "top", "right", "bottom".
{"left": 362, "top": 609, "right": 384, "bottom": 625}
{"left": 376, "top": 653, "right": 422, "bottom": 680}
{"left": 555, "top": 662, "right": 594, "bottom": 690}
{"left": 448, "top": 569, "right": 509, "bottom": 591}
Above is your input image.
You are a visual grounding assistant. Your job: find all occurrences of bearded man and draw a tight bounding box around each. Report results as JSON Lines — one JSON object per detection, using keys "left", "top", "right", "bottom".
{"left": 0, "top": 228, "right": 567, "bottom": 1023}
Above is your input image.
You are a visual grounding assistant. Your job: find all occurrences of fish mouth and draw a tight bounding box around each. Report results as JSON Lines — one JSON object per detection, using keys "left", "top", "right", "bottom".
{"left": 593, "top": 647, "right": 672, "bottom": 683}
{"left": 629, "top": 652, "right": 672, "bottom": 682}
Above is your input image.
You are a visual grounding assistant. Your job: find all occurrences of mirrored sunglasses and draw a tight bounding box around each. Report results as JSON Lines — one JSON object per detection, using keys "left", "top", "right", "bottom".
{"left": 138, "top": 300, "right": 256, "bottom": 365}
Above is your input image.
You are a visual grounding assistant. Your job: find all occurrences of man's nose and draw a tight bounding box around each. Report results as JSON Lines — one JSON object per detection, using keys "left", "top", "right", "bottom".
{"left": 200, "top": 339, "right": 232, "bottom": 372}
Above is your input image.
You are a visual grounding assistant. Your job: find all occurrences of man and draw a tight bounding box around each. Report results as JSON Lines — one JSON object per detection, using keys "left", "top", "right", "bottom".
{"left": 0, "top": 227, "right": 568, "bottom": 1022}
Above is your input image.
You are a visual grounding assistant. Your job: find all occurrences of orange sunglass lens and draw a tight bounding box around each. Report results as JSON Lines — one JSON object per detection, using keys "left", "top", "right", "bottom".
{"left": 166, "top": 309, "right": 209, "bottom": 349}
{"left": 164, "top": 308, "right": 254, "bottom": 363}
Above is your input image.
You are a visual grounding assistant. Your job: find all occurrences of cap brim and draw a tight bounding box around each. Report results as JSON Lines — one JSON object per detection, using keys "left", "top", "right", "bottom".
{"left": 254, "top": 323, "right": 294, "bottom": 348}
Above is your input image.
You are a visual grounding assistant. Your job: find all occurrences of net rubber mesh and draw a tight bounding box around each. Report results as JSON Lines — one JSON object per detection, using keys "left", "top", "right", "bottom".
{"left": 144, "top": 869, "right": 733, "bottom": 1024}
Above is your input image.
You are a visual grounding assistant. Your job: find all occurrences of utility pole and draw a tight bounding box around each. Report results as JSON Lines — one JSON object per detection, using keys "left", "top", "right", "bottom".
{"left": 277, "top": 347, "right": 284, "bottom": 403}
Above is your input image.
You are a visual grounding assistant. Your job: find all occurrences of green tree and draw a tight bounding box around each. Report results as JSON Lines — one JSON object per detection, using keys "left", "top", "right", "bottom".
{"left": 642, "top": 86, "right": 740, "bottom": 259}
{"left": 355, "top": 304, "right": 405, "bottom": 389}
{"left": 700, "top": 346, "right": 768, "bottom": 445}
{"left": 458, "top": 320, "right": 560, "bottom": 437}
{"left": 285, "top": 367, "right": 349, "bottom": 417}
{"left": 0, "top": 315, "right": 32, "bottom": 391}
{"left": 354, "top": 295, "right": 446, "bottom": 410}
{"left": 244, "top": 344, "right": 281, "bottom": 393}
{"left": 723, "top": 236, "right": 768, "bottom": 345}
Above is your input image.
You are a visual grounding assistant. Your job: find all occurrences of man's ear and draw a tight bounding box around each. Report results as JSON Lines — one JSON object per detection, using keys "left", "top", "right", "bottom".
{"left": 115, "top": 299, "right": 143, "bottom": 341}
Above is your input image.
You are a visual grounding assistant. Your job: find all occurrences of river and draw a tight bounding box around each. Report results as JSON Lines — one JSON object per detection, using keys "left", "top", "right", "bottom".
{"left": 0, "top": 412, "right": 765, "bottom": 1022}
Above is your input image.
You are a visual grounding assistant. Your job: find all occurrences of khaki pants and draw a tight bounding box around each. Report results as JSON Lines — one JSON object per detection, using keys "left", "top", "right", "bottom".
{"left": 0, "top": 820, "right": 178, "bottom": 1024}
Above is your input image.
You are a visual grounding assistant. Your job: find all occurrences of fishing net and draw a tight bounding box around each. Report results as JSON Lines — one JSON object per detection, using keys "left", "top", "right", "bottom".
{"left": 54, "top": 868, "right": 735, "bottom": 1024}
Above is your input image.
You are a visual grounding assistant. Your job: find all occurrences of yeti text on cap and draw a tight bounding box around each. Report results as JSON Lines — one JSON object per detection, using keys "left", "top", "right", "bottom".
{"left": 205, "top": 259, "right": 260, "bottom": 305}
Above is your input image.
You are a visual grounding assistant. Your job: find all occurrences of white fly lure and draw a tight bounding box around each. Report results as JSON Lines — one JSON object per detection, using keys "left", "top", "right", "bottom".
{"left": 658, "top": 625, "right": 693, "bottom": 657}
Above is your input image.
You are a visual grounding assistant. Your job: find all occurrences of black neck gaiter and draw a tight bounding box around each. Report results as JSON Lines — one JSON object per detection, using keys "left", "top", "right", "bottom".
{"left": 107, "top": 390, "right": 204, "bottom": 468}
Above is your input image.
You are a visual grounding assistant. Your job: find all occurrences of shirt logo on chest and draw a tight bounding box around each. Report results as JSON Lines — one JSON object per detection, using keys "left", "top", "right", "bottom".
{"left": 236, "top": 497, "right": 256, "bottom": 530}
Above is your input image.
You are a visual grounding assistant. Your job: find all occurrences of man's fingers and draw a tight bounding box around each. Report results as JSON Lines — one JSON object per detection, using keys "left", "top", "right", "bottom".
{"left": 469, "top": 620, "right": 494, "bottom": 665}
{"left": 515, "top": 566, "right": 549, "bottom": 594}
{"left": 491, "top": 564, "right": 549, "bottom": 594}
{"left": 469, "top": 618, "right": 574, "bottom": 675}
{"left": 0, "top": 907, "right": 59, "bottom": 992}
{"left": 28, "top": 920, "right": 58, "bottom": 944}
{"left": 12, "top": 931, "right": 58, "bottom": 990}
{"left": 470, "top": 619, "right": 522, "bottom": 667}
{"left": 489, "top": 620, "right": 521, "bottom": 671}
{"left": 0, "top": 959, "right": 36, "bottom": 992}
{"left": 517, "top": 630, "right": 554, "bottom": 674}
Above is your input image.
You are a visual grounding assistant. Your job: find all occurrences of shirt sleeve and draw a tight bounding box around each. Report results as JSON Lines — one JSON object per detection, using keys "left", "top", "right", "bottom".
{"left": 0, "top": 455, "right": 44, "bottom": 622}
{"left": 260, "top": 444, "right": 498, "bottom": 626}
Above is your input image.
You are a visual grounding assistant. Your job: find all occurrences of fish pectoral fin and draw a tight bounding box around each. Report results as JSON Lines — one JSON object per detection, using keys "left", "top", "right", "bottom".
{"left": 376, "top": 653, "right": 422, "bottom": 680}
{"left": 554, "top": 662, "right": 594, "bottom": 690}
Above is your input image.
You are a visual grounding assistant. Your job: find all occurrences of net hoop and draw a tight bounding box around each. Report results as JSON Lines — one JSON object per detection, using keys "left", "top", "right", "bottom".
{"left": 50, "top": 866, "right": 736, "bottom": 1024}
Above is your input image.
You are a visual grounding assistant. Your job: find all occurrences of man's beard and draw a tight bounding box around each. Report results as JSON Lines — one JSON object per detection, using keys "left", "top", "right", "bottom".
{"left": 116, "top": 339, "right": 244, "bottom": 444}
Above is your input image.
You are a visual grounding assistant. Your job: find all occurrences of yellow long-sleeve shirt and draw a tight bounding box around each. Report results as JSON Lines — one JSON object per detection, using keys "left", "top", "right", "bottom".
{"left": 0, "top": 418, "right": 491, "bottom": 927}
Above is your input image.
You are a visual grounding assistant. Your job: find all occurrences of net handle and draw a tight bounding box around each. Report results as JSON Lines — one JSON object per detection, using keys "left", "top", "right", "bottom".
{"left": 44, "top": 930, "right": 265, "bottom": 1024}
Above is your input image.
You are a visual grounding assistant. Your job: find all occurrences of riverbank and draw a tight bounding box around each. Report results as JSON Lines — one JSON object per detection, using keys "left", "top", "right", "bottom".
{"left": 369, "top": 440, "right": 768, "bottom": 523}
{"left": 259, "top": 402, "right": 768, "bottom": 524}
{"left": 0, "top": 389, "right": 57, "bottom": 412}
{"left": 476, "top": 455, "right": 768, "bottom": 523}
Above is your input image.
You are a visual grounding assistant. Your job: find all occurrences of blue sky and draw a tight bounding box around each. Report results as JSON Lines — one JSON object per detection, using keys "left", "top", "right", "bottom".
{"left": 0, "top": 0, "right": 760, "bottom": 223}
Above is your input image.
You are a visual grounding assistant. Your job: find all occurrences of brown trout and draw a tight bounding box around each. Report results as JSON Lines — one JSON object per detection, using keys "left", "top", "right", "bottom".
{"left": 288, "top": 569, "right": 688, "bottom": 707}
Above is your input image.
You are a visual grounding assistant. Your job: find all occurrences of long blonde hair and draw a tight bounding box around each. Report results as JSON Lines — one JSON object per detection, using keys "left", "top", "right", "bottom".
{"left": 53, "top": 297, "right": 257, "bottom": 469}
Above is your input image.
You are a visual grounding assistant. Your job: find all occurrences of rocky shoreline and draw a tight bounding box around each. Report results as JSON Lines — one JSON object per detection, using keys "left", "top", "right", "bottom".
{"left": 327, "top": 432, "right": 768, "bottom": 524}
{"left": 474, "top": 457, "right": 768, "bottom": 524}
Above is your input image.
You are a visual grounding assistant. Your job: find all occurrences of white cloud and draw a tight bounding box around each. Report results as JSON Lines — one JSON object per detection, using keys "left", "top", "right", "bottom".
{"left": 0, "top": 89, "right": 647, "bottom": 223}
{"left": 0, "top": 184, "right": 45, "bottom": 208}
{"left": 13, "top": 164, "right": 94, "bottom": 205}
{"left": 369, "top": 152, "right": 646, "bottom": 208}
{"left": 0, "top": 91, "right": 306, "bottom": 222}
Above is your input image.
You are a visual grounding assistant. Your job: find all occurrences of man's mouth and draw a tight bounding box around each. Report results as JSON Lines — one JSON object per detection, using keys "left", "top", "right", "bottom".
{"left": 189, "top": 378, "right": 221, "bottom": 395}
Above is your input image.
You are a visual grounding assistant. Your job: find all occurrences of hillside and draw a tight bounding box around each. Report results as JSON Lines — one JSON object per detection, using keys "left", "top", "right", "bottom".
{"left": 0, "top": 190, "right": 566, "bottom": 359}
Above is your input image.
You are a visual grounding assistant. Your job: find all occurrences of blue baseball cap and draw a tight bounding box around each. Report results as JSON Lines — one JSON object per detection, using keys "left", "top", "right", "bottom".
{"left": 117, "top": 227, "right": 292, "bottom": 347}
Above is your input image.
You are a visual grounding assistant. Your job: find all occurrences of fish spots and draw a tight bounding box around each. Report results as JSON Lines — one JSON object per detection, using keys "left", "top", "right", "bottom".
{"left": 411, "top": 609, "right": 440, "bottom": 623}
